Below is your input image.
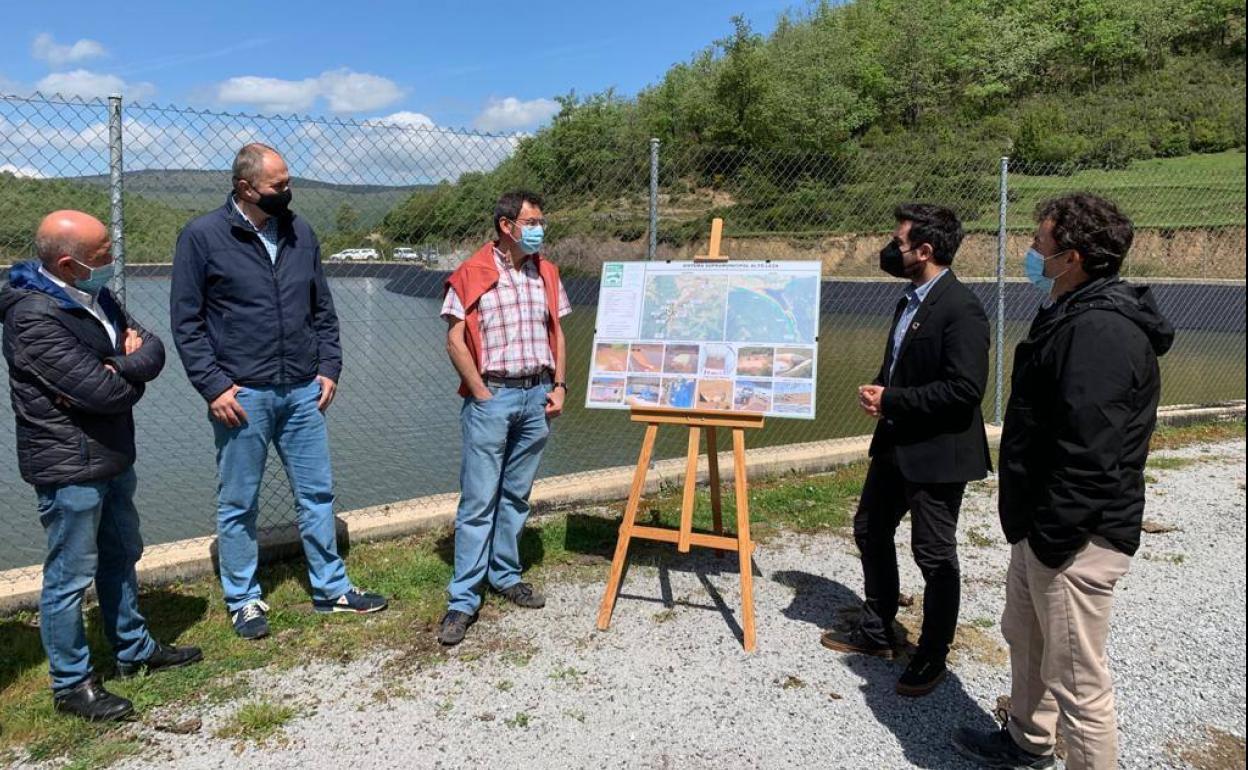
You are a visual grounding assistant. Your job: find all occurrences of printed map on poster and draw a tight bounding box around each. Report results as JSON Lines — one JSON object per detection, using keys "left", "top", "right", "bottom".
{"left": 585, "top": 261, "right": 822, "bottom": 420}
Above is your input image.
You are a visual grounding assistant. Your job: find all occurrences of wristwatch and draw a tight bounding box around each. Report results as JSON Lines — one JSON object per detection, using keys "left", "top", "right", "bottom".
{"left": 553, "top": 381, "right": 568, "bottom": 392}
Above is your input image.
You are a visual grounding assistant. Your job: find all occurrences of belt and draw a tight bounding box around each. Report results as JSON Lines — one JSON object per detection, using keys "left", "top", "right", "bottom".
{"left": 484, "top": 372, "right": 552, "bottom": 389}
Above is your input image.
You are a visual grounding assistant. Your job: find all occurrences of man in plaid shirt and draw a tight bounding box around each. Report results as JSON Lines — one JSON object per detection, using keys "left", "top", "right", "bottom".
{"left": 437, "top": 190, "right": 571, "bottom": 646}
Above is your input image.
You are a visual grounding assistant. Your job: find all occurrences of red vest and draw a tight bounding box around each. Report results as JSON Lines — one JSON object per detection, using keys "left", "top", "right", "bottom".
{"left": 444, "top": 241, "right": 563, "bottom": 397}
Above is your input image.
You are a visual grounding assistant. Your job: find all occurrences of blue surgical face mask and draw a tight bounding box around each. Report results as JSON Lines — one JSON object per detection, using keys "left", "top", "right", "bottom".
{"left": 72, "top": 258, "right": 115, "bottom": 294}
{"left": 518, "top": 224, "right": 544, "bottom": 255}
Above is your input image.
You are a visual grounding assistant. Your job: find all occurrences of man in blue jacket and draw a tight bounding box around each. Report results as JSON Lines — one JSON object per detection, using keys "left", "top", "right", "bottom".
{"left": 170, "top": 143, "right": 385, "bottom": 639}
{"left": 2, "top": 211, "right": 201, "bottom": 721}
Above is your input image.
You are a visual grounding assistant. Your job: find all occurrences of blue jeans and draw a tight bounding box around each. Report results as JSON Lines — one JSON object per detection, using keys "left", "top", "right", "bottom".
{"left": 212, "top": 379, "right": 350, "bottom": 612}
{"left": 36, "top": 466, "right": 156, "bottom": 693}
{"left": 448, "top": 383, "right": 551, "bottom": 614}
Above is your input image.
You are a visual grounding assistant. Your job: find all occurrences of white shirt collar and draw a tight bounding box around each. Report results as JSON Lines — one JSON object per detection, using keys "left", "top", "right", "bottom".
{"left": 38, "top": 265, "right": 98, "bottom": 309}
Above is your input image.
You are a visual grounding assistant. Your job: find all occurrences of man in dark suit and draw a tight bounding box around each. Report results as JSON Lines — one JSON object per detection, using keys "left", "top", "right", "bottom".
{"left": 821, "top": 203, "right": 991, "bottom": 697}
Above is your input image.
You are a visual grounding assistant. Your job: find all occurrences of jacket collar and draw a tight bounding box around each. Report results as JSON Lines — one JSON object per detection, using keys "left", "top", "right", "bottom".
{"left": 5, "top": 260, "right": 120, "bottom": 314}
{"left": 220, "top": 193, "right": 294, "bottom": 234}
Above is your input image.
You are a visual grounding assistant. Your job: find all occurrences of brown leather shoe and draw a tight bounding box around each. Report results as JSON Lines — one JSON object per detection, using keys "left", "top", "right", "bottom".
{"left": 820, "top": 627, "right": 897, "bottom": 659}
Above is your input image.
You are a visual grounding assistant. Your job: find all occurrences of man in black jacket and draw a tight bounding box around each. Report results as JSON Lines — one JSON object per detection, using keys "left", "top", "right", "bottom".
{"left": 954, "top": 194, "right": 1173, "bottom": 770}
{"left": 171, "top": 144, "right": 385, "bottom": 640}
{"left": 1, "top": 211, "right": 201, "bottom": 722}
{"left": 821, "top": 203, "right": 991, "bottom": 698}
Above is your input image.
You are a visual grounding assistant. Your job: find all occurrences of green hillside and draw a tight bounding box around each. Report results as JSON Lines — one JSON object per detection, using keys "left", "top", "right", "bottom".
{"left": 72, "top": 170, "right": 425, "bottom": 240}
{"left": 0, "top": 172, "right": 193, "bottom": 264}
{"left": 380, "top": 0, "right": 1246, "bottom": 250}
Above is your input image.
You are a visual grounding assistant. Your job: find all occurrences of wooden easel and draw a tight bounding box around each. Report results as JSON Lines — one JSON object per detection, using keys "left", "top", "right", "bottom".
{"left": 595, "top": 218, "right": 766, "bottom": 652}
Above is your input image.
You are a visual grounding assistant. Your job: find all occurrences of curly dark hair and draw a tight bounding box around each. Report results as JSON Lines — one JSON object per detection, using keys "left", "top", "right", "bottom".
{"left": 1035, "top": 193, "right": 1134, "bottom": 278}
{"left": 894, "top": 203, "right": 964, "bottom": 266}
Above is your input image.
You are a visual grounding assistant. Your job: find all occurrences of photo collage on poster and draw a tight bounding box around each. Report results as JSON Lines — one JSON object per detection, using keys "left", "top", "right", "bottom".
{"left": 589, "top": 341, "right": 815, "bottom": 417}
{"left": 586, "top": 261, "right": 821, "bottom": 420}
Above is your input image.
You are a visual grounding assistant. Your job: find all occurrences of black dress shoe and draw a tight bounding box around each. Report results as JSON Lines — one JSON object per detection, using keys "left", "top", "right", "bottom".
{"left": 54, "top": 677, "right": 134, "bottom": 722}
{"left": 116, "top": 641, "right": 204, "bottom": 678}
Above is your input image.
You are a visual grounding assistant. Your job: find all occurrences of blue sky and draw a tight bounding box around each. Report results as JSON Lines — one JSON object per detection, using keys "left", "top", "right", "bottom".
{"left": 1, "top": 0, "right": 797, "bottom": 132}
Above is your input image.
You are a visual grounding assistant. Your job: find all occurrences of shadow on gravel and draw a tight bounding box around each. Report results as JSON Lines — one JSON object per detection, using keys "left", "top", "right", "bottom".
{"left": 845, "top": 654, "right": 997, "bottom": 770}
{"left": 562, "top": 509, "right": 766, "bottom": 646}
{"left": 772, "top": 571, "right": 997, "bottom": 769}
{"left": 772, "top": 570, "right": 862, "bottom": 627}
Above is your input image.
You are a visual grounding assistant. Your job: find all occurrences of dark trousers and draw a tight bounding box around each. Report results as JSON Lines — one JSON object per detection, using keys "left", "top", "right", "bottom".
{"left": 853, "top": 450, "right": 966, "bottom": 660}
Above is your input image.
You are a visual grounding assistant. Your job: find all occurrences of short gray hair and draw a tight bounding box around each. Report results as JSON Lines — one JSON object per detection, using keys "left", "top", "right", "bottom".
{"left": 35, "top": 229, "right": 84, "bottom": 265}
{"left": 231, "top": 143, "right": 279, "bottom": 189}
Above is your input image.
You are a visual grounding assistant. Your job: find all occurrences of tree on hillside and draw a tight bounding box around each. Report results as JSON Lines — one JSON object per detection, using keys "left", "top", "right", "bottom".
{"left": 335, "top": 202, "right": 360, "bottom": 233}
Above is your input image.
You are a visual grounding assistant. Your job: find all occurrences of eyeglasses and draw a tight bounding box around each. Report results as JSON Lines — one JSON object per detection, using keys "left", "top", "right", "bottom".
{"left": 509, "top": 217, "right": 547, "bottom": 227}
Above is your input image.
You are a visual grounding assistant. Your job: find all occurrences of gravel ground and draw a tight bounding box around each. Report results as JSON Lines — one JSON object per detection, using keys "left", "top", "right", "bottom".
{"left": 105, "top": 439, "right": 1244, "bottom": 770}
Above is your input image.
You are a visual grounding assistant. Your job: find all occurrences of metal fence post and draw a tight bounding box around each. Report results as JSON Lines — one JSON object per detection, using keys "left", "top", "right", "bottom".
{"left": 648, "top": 137, "right": 660, "bottom": 260}
{"left": 107, "top": 94, "right": 126, "bottom": 304}
{"left": 994, "top": 156, "right": 1009, "bottom": 425}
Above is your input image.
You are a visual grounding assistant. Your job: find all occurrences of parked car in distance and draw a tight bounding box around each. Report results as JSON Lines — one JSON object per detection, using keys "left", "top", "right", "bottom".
{"left": 392, "top": 245, "right": 440, "bottom": 267}
{"left": 328, "top": 248, "right": 379, "bottom": 262}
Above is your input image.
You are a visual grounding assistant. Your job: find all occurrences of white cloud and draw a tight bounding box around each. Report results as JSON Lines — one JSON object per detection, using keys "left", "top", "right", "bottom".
{"left": 35, "top": 69, "right": 155, "bottom": 101}
{"left": 318, "top": 69, "right": 404, "bottom": 113}
{"left": 368, "top": 111, "right": 435, "bottom": 127}
{"left": 0, "top": 163, "right": 46, "bottom": 179}
{"left": 215, "top": 75, "right": 321, "bottom": 113}
{"left": 473, "top": 96, "right": 560, "bottom": 132}
{"left": 213, "top": 69, "right": 404, "bottom": 115}
{"left": 1, "top": 110, "right": 518, "bottom": 187}
{"left": 295, "top": 120, "right": 519, "bottom": 185}
{"left": 32, "top": 33, "right": 108, "bottom": 68}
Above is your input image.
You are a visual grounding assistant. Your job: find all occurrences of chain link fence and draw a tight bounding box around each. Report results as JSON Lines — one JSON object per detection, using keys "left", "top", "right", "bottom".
{"left": 2, "top": 93, "right": 1244, "bottom": 580}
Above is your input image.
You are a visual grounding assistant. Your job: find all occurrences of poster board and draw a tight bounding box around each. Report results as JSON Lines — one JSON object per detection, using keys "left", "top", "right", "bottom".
{"left": 585, "top": 260, "right": 822, "bottom": 420}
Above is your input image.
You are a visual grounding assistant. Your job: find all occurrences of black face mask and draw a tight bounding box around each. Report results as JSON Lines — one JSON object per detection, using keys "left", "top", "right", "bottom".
{"left": 255, "top": 188, "right": 292, "bottom": 217}
{"left": 879, "top": 240, "right": 918, "bottom": 279}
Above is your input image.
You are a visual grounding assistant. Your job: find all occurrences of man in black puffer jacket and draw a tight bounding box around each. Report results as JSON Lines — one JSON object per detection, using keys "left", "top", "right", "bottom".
{"left": 954, "top": 194, "right": 1174, "bottom": 770}
{"left": 1, "top": 211, "right": 201, "bottom": 723}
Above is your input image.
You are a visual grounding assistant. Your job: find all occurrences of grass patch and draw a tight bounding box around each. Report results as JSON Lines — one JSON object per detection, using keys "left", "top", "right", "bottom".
{"left": 61, "top": 737, "right": 142, "bottom": 770}
{"left": 1148, "top": 456, "right": 1199, "bottom": 471}
{"left": 1150, "top": 418, "right": 1245, "bottom": 452}
{"left": 965, "top": 528, "right": 994, "bottom": 548}
{"left": 214, "top": 700, "right": 297, "bottom": 743}
{"left": 503, "top": 711, "right": 531, "bottom": 729}
{"left": 549, "top": 665, "right": 585, "bottom": 683}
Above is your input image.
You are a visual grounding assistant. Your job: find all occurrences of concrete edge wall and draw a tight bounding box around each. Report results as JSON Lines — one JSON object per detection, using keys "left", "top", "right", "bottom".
{"left": 0, "top": 402, "right": 1242, "bottom": 612}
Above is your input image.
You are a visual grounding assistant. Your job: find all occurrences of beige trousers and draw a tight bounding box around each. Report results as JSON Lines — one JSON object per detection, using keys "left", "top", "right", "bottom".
{"left": 1001, "top": 537, "right": 1132, "bottom": 770}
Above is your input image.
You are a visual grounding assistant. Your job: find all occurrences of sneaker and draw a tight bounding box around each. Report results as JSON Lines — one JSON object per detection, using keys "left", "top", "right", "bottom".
{"left": 819, "top": 626, "right": 897, "bottom": 659}
{"left": 230, "top": 600, "right": 270, "bottom": 640}
{"left": 116, "top": 641, "right": 204, "bottom": 678}
{"left": 313, "top": 586, "right": 388, "bottom": 614}
{"left": 437, "top": 610, "right": 476, "bottom": 646}
{"left": 951, "top": 727, "right": 1055, "bottom": 768}
{"left": 896, "top": 652, "right": 948, "bottom": 697}
{"left": 496, "top": 582, "right": 545, "bottom": 609}
{"left": 54, "top": 676, "right": 133, "bottom": 722}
